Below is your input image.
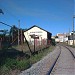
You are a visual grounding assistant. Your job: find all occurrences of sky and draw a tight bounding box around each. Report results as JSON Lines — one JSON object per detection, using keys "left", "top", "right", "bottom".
{"left": 0, "top": 0, "right": 74, "bottom": 36}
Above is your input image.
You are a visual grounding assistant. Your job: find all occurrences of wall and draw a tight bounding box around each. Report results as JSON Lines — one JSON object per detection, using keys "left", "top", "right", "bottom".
{"left": 68, "top": 40, "right": 75, "bottom": 45}
{"left": 24, "top": 27, "right": 47, "bottom": 45}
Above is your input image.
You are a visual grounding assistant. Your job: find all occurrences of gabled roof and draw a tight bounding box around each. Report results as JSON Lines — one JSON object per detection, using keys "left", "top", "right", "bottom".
{"left": 24, "top": 25, "right": 52, "bottom": 35}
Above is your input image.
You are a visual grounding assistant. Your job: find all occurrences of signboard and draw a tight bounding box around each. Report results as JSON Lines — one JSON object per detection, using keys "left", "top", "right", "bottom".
{"left": 30, "top": 34, "right": 39, "bottom": 39}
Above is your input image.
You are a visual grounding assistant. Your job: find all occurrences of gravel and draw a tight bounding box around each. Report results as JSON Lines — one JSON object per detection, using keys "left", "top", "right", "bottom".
{"left": 50, "top": 46, "right": 75, "bottom": 75}
{"left": 18, "top": 46, "right": 61, "bottom": 75}
{"left": 66, "top": 46, "right": 75, "bottom": 58}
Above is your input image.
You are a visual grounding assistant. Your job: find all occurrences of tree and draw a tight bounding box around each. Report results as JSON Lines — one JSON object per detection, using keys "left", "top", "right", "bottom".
{"left": 55, "top": 36, "right": 58, "bottom": 38}
{"left": 9, "top": 25, "right": 18, "bottom": 36}
{"left": 9, "top": 25, "right": 18, "bottom": 45}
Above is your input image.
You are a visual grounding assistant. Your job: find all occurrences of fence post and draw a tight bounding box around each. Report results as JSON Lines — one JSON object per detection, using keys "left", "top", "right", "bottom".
{"left": 0, "top": 38, "right": 2, "bottom": 50}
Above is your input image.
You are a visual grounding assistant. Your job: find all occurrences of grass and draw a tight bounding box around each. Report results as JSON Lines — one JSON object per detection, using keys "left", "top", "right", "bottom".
{"left": 69, "top": 45, "right": 75, "bottom": 48}
{"left": 30, "top": 46, "right": 54, "bottom": 64}
{"left": 0, "top": 45, "right": 55, "bottom": 75}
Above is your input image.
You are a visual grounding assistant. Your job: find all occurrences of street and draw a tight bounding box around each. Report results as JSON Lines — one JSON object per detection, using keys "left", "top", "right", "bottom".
{"left": 50, "top": 46, "right": 75, "bottom": 75}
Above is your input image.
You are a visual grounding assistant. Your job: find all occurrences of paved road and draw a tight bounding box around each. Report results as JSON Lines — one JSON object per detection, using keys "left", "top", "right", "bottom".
{"left": 50, "top": 46, "right": 75, "bottom": 75}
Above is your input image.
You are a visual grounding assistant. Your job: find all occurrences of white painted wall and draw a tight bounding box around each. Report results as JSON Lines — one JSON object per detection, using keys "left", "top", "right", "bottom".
{"left": 55, "top": 38, "right": 59, "bottom": 42}
{"left": 64, "top": 37, "right": 68, "bottom": 42}
{"left": 24, "top": 27, "right": 47, "bottom": 45}
{"left": 58, "top": 36, "right": 64, "bottom": 42}
{"left": 56, "top": 33, "right": 68, "bottom": 42}
{"left": 68, "top": 40, "right": 75, "bottom": 45}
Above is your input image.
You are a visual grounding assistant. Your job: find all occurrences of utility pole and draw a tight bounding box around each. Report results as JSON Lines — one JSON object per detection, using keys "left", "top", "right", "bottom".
{"left": 18, "top": 20, "right": 20, "bottom": 46}
{"left": 73, "top": 16, "right": 75, "bottom": 45}
{"left": 21, "top": 29, "right": 23, "bottom": 45}
{"left": 34, "top": 37, "right": 35, "bottom": 52}
{"left": 12, "top": 27, "right": 13, "bottom": 43}
{"left": 69, "top": 28, "right": 70, "bottom": 34}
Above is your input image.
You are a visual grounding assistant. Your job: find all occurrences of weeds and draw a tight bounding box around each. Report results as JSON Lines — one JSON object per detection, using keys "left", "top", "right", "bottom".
{"left": 0, "top": 45, "right": 54, "bottom": 75}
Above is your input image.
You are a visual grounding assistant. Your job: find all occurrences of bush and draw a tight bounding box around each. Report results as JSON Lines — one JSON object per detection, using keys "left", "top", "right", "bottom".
{"left": 0, "top": 46, "right": 54, "bottom": 75}
{"left": 51, "top": 39, "right": 56, "bottom": 46}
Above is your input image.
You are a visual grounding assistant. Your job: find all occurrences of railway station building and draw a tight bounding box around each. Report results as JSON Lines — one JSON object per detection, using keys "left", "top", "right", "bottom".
{"left": 24, "top": 25, "right": 52, "bottom": 46}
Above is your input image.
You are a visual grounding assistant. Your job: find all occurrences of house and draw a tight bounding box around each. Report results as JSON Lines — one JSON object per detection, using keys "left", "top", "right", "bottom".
{"left": 55, "top": 33, "right": 68, "bottom": 43}
{"left": 55, "top": 38, "right": 60, "bottom": 43}
{"left": 68, "top": 31, "right": 75, "bottom": 45}
{"left": 24, "top": 25, "right": 52, "bottom": 46}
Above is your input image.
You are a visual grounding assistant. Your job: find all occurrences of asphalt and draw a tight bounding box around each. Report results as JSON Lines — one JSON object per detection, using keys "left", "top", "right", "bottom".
{"left": 50, "top": 46, "right": 75, "bottom": 75}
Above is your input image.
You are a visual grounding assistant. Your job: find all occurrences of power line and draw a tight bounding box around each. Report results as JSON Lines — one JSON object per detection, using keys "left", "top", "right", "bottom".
{"left": 0, "top": 5, "right": 19, "bottom": 21}
{"left": 0, "top": 9, "right": 4, "bottom": 14}
{"left": 0, "top": 22, "right": 12, "bottom": 27}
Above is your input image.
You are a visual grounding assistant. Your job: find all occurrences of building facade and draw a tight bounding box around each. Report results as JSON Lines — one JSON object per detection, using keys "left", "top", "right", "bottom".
{"left": 68, "top": 31, "right": 75, "bottom": 45}
{"left": 24, "top": 25, "right": 52, "bottom": 46}
{"left": 55, "top": 33, "right": 68, "bottom": 43}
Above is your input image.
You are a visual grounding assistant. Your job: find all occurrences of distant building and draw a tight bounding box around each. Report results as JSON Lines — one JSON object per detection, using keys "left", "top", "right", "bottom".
{"left": 55, "top": 38, "right": 60, "bottom": 43}
{"left": 68, "top": 31, "right": 75, "bottom": 45}
{"left": 55, "top": 33, "right": 68, "bottom": 43}
{"left": 24, "top": 25, "right": 52, "bottom": 45}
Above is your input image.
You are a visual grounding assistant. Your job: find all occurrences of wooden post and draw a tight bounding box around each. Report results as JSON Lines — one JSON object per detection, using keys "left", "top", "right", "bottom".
{"left": 34, "top": 37, "right": 35, "bottom": 52}
{"left": 12, "top": 27, "right": 13, "bottom": 43}
{"left": 18, "top": 20, "right": 20, "bottom": 46}
{"left": 21, "top": 29, "right": 23, "bottom": 45}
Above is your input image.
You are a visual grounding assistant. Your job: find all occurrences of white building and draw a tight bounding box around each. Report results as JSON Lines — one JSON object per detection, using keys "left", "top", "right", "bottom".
{"left": 55, "top": 38, "right": 60, "bottom": 42}
{"left": 68, "top": 31, "right": 75, "bottom": 45}
{"left": 55, "top": 33, "right": 68, "bottom": 43}
{"left": 24, "top": 25, "right": 52, "bottom": 45}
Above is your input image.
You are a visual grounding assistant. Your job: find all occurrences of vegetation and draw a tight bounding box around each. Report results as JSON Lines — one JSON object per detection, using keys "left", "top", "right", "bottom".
{"left": 0, "top": 45, "right": 55, "bottom": 75}
{"left": 0, "top": 25, "right": 56, "bottom": 75}
{"left": 69, "top": 45, "right": 75, "bottom": 48}
{"left": 51, "top": 39, "right": 56, "bottom": 46}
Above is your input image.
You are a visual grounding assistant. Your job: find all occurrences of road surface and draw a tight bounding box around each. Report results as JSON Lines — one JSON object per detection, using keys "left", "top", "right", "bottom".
{"left": 50, "top": 46, "right": 75, "bottom": 75}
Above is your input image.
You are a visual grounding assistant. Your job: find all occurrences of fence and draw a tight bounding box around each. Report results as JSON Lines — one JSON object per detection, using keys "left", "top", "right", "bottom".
{"left": 28, "top": 39, "right": 51, "bottom": 53}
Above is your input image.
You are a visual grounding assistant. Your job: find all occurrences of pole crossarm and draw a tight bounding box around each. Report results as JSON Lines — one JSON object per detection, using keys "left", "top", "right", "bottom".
{"left": 73, "top": 15, "right": 75, "bottom": 18}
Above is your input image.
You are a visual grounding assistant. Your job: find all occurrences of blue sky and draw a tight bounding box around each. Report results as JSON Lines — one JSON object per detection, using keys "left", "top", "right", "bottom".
{"left": 0, "top": 0, "right": 74, "bottom": 36}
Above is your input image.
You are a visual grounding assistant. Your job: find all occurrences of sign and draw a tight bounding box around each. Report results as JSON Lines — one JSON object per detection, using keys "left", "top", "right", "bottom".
{"left": 30, "top": 34, "right": 39, "bottom": 39}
